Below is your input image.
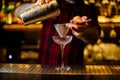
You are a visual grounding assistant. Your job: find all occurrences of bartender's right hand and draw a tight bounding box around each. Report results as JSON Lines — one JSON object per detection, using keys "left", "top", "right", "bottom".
{"left": 37, "top": 0, "right": 52, "bottom": 5}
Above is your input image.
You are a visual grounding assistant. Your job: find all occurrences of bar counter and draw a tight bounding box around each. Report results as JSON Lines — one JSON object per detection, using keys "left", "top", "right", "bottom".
{"left": 0, "top": 63, "right": 120, "bottom": 80}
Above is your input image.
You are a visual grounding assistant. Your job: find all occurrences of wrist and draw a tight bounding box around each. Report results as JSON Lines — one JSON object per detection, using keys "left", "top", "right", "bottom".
{"left": 76, "top": 27, "right": 99, "bottom": 44}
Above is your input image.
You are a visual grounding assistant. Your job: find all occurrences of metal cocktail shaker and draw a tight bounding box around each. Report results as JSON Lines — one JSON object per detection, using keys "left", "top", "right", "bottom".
{"left": 15, "top": 0, "right": 60, "bottom": 25}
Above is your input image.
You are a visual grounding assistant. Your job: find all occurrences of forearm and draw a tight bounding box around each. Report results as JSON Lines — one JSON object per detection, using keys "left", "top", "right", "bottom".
{"left": 77, "top": 27, "right": 100, "bottom": 44}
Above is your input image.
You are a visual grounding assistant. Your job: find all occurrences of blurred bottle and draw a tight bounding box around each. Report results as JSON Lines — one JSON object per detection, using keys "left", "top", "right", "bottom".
{"left": 109, "top": 26, "right": 116, "bottom": 38}
{"left": 6, "top": 2, "right": 16, "bottom": 24}
{"left": 108, "top": 0, "right": 118, "bottom": 17}
{"left": 100, "top": 29, "right": 105, "bottom": 38}
{"left": 117, "top": 0, "right": 120, "bottom": 15}
{"left": 0, "top": 0, "right": 7, "bottom": 24}
{"left": 101, "top": 0, "right": 110, "bottom": 17}
{"left": 89, "top": 0, "right": 99, "bottom": 15}
{"left": 95, "top": 0, "right": 102, "bottom": 16}
{"left": 89, "top": 0, "right": 95, "bottom": 6}
{"left": 84, "top": 0, "right": 89, "bottom": 5}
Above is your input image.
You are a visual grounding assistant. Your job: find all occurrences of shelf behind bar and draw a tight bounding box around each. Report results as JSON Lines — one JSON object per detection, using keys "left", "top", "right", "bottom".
{"left": 3, "top": 24, "right": 43, "bottom": 31}
{"left": 2, "top": 23, "right": 120, "bottom": 31}
{"left": 21, "top": 45, "right": 39, "bottom": 49}
{"left": 99, "top": 23, "right": 120, "bottom": 27}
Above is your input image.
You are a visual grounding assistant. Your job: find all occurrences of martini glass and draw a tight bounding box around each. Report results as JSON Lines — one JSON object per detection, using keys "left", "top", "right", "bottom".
{"left": 52, "top": 23, "right": 73, "bottom": 71}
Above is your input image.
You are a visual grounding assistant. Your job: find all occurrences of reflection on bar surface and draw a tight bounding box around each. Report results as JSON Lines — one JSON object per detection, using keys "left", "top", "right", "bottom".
{"left": 0, "top": 63, "right": 120, "bottom": 74}
{"left": 0, "top": 63, "right": 120, "bottom": 80}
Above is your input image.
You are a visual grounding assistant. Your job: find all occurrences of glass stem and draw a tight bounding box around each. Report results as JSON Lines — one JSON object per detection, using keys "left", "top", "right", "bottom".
{"left": 60, "top": 44, "right": 65, "bottom": 68}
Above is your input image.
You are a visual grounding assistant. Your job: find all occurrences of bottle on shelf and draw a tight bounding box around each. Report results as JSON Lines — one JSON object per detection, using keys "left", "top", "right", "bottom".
{"left": 0, "top": 0, "right": 7, "bottom": 24}
{"left": 108, "top": 0, "right": 118, "bottom": 17}
{"left": 6, "top": 2, "right": 17, "bottom": 24}
{"left": 95, "top": 0, "right": 102, "bottom": 16}
{"left": 117, "top": 0, "right": 120, "bottom": 15}
{"left": 101, "top": 0, "right": 110, "bottom": 17}
{"left": 84, "top": 0, "right": 89, "bottom": 5}
{"left": 109, "top": 26, "right": 117, "bottom": 38}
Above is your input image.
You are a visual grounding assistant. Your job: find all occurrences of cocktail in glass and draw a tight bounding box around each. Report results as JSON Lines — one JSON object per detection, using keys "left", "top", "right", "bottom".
{"left": 52, "top": 23, "right": 73, "bottom": 71}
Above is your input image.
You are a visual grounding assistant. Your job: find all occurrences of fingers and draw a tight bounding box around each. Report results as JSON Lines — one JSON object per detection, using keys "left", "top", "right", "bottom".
{"left": 66, "top": 23, "right": 86, "bottom": 33}
{"left": 81, "top": 16, "right": 88, "bottom": 21}
{"left": 66, "top": 16, "right": 89, "bottom": 32}
{"left": 66, "top": 23, "right": 77, "bottom": 29}
{"left": 67, "top": 16, "right": 84, "bottom": 30}
{"left": 72, "top": 30, "right": 83, "bottom": 38}
{"left": 66, "top": 16, "right": 90, "bottom": 38}
{"left": 70, "top": 16, "right": 89, "bottom": 24}
{"left": 66, "top": 23, "right": 80, "bottom": 36}
{"left": 70, "top": 16, "right": 82, "bottom": 24}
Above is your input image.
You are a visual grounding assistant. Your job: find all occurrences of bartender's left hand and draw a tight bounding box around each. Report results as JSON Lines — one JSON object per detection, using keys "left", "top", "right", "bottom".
{"left": 66, "top": 16, "right": 90, "bottom": 39}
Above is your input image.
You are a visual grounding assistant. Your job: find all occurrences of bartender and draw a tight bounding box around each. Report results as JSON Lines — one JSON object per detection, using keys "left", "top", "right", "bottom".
{"left": 38, "top": 0, "right": 101, "bottom": 66}
{"left": 15, "top": 0, "right": 101, "bottom": 65}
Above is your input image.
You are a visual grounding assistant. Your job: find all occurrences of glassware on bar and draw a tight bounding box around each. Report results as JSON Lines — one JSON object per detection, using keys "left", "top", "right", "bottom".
{"left": 52, "top": 23, "right": 73, "bottom": 71}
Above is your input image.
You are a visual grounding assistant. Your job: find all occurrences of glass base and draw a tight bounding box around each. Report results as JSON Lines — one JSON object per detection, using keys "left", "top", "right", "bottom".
{"left": 55, "top": 66, "right": 71, "bottom": 71}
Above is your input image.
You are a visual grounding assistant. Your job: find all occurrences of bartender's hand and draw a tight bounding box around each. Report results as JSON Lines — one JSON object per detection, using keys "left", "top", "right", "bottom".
{"left": 66, "top": 16, "right": 99, "bottom": 44}
{"left": 37, "top": 0, "right": 52, "bottom": 5}
{"left": 66, "top": 16, "right": 90, "bottom": 39}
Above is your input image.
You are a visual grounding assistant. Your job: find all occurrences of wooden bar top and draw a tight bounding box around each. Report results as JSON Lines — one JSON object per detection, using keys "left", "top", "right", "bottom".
{"left": 1, "top": 63, "right": 120, "bottom": 75}
{"left": 0, "top": 63, "right": 120, "bottom": 80}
